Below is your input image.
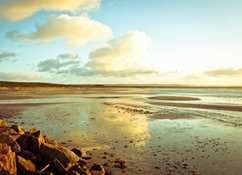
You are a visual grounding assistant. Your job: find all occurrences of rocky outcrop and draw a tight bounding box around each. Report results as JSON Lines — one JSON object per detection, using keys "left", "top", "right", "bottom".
{"left": 0, "top": 119, "right": 107, "bottom": 175}
{"left": 0, "top": 143, "right": 17, "bottom": 175}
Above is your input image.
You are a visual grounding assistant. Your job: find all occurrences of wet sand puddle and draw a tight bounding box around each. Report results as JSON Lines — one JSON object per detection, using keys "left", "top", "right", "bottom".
{"left": 1, "top": 88, "right": 242, "bottom": 174}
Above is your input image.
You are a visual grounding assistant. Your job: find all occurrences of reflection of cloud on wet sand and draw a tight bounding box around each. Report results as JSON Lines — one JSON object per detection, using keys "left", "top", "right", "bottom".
{"left": 11, "top": 99, "right": 150, "bottom": 149}
{"left": 68, "top": 102, "right": 151, "bottom": 148}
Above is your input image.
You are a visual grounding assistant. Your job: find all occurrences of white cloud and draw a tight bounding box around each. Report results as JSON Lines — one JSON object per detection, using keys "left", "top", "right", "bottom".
{"left": 6, "top": 14, "right": 112, "bottom": 47}
{"left": 67, "top": 31, "right": 160, "bottom": 77}
{"left": 0, "top": 72, "right": 42, "bottom": 81}
{"left": 86, "top": 31, "right": 155, "bottom": 73}
{"left": 0, "top": 0, "right": 102, "bottom": 21}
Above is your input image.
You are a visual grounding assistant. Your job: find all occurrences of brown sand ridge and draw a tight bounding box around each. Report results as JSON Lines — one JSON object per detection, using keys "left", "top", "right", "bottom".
{"left": 0, "top": 96, "right": 36, "bottom": 100}
{"left": 149, "top": 96, "right": 200, "bottom": 101}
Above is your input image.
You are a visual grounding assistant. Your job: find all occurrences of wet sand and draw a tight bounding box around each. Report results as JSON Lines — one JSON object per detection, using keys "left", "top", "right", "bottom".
{"left": 149, "top": 96, "right": 200, "bottom": 101}
{"left": 1, "top": 88, "right": 242, "bottom": 174}
{"left": 149, "top": 101, "right": 242, "bottom": 112}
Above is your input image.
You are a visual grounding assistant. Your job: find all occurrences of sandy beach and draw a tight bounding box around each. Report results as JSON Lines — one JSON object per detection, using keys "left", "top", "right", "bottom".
{"left": 1, "top": 87, "right": 242, "bottom": 174}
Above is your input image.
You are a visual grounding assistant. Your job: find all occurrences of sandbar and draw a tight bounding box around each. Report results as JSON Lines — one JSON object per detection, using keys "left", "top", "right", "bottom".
{"left": 149, "top": 101, "right": 242, "bottom": 112}
{"left": 149, "top": 96, "right": 200, "bottom": 101}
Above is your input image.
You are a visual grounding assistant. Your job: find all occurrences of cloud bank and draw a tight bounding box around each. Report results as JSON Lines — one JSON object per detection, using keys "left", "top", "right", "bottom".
{"left": 6, "top": 14, "right": 112, "bottom": 47}
{"left": 38, "top": 53, "right": 79, "bottom": 73}
{"left": 0, "top": 72, "right": 41, "bottom": 81}
{"left": 37, "top": 31, "right": 159, "bottom": 77}
{"left": 0, "top": 51, "right": 16, "bottom": 62}
{"left": 205, "top": 68, "right": 242, "bottom": 77}
{"left": 0, "top": 0, "right": 102, "bottom": 21}
{"left": 57, "top": 53, "right": 78, "bottom": 59}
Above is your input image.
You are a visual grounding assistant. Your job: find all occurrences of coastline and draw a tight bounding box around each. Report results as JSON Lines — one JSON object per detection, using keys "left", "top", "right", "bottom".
{"left": 1, "top": 87, "right": 242, "bottom": 174}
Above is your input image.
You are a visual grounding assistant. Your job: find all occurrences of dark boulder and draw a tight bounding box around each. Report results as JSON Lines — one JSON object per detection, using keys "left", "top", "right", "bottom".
{"left": 16, "top": 134, "right": 42, "bottom": 154}
{"left": 11, "top": 125, "right": 26, "bottom": 134}
{"left": 39, "top": 143, "right": 79, "bottom": 169}
{"left": 71, "top": 148, "right": 83, "bottom": 157}
{"left": 90, "top": 164, "right": 105, "bottom": 175}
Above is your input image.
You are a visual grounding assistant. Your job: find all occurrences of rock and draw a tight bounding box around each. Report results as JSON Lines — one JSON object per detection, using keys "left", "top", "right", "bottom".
{"left": 0, "top": 170, "right": 11, "bottom": 175}
{"left": 69, "top": 165, "right": 91, "bottom": 175}
{"left": 40, "top": 172, "right": 53, "bottom": 175}
{"left": 10, "top": 141, "right": 21, "bottom": 153}
{"left": 10, "top": 134, "right": 22, "bottom": 141}
{"left": 28, "top": 128, "right": 38, "bottom": 134}
{"left": 53, "top": 159, "right": 70, "bottom": 175}
{"left": 102, "top": 162, "right": 109, "bottom": 167}
{"left": 0, "top": 127, "right": 17, "bottom": 135}
{"left": 70, "top": 171, "right": 80, "bottom": 175}
{"left": 0, "top": 135, "right": 21, "bottom": 153}
{"left": 0, "top": 119, "right": 7, "bottom": 127}
{"left": 31, "top": 154, "right": 44, "bottom": 168}
{"left": 71, "top": 148, "right": 83, "bottom": 157}
{"left": 39, "top": 143, "right": 79, "bottom": 169}
{"left": 16, "top": 134, "right": 41, "bottom": 154}
{"left": 11, "top": 125, "right": 26, "bottom": 134}
{"left": 82, "top": 157, "right": 91, "bottom": 160}
{"left": 18, "top": 168, "right": 53, "bottom": 175}
{"left": 17, "top": 150, "right": 35, "bottom": 160}
{"left": 0, "top": 134, "right": 15, "bottom": 145}
{"left": 90, "top": 165, "right": 105, "bottom": 175}
{"left": 16, "top": 134, "right": 33, "bottom": 151}
{"left": 0, "top": 143, "right": 17, "bottom": 175}
{"left": 16, "top": 155, "right": 36, "bottom": 172}
{"left": 114, "top": 159, "right": 127, "bottom": 169}
{"left": 32, "top": 131, "right": 45, "bottom": 143}
{"left": 43, "top": 136, "right": 58, "bottom": 145}
{"left": 78, "top": 159, "right": 87, "bottom": 167}
{"left": 41, "top": 172, "right": 53, "bottom": 175}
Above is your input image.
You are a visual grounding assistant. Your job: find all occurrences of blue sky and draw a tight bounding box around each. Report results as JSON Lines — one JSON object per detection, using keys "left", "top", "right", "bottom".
{"left": 0, "top": 0, "right": 242, "bottom": 85}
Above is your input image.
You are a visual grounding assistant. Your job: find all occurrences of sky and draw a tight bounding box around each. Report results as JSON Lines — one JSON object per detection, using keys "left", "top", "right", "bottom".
{"left": 0, "top": 0, "right": 242, "bottom": 85}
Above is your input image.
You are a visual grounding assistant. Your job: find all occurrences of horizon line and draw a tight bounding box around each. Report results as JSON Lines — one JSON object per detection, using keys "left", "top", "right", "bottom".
{"left": 0, "top": 80, "right": 242, "bottom": 88}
